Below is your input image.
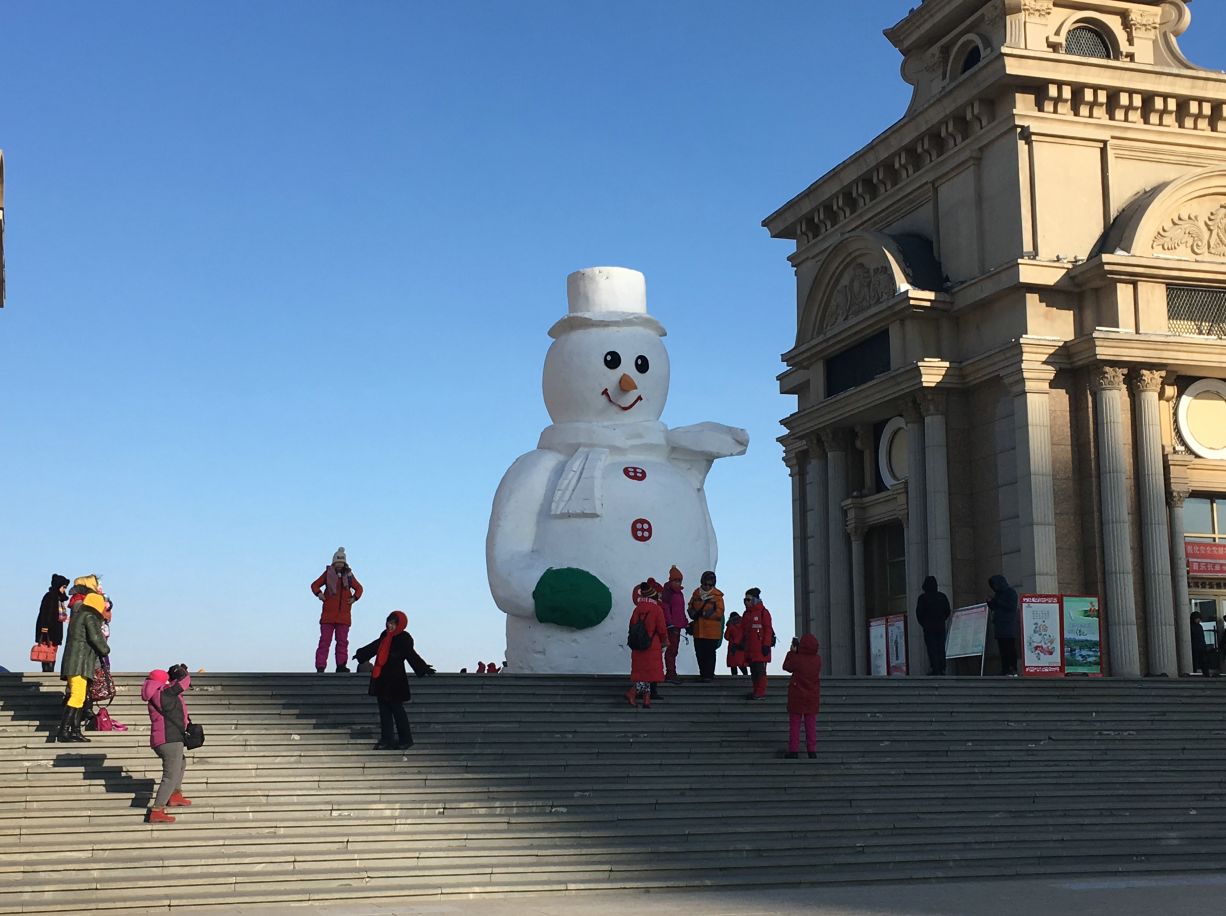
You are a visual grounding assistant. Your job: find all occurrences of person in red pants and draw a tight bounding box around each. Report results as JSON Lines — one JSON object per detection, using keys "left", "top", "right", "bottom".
{"left": 741, "top": 588, "right": 774, "bottom": 700}
{"left": 724, "top": 611, "right": 748, "bottom": 676}
{"left": 660, "top": 566, "right": 688, "bottom": 684}
{"left": 783, "top": 634, "right": 822, "bottom": 758}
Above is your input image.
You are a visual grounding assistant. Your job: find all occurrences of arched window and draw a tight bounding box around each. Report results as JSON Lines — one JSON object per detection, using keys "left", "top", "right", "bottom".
{"left": 960, "top": 45, "right": 982, "bottom": 74}
{"left": 1065, "top": 25, "right": 1113, "bottom": 59}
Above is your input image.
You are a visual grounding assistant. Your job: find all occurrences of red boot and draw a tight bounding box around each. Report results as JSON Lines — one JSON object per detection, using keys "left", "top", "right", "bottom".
{"left": 145, "top": 807, "right": 176, "bottom": 825}
{"left": 624, "top": 688, "right": 638, "bottom": 707}
{"left": 167, "top": 791, "right": 192, "bottom": 807}
{"left": 641, "top": 692, "right": 652, "bottom": 709}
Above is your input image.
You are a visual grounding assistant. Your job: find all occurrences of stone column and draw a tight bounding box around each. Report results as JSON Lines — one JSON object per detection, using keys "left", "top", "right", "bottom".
{"left": 921, "top": 391, "right": 953, "bottom": 600}
{"left": 902, "top": 399, "right": 928, "bottom": 676}
{"left": 849, "top": 517, "right": 868, "bottom": 676}
{"left": 822, "top": 427, "right": 853, "bottom": 676}
{"left": 1169, "top": 488, "right": 1193, "bottom": 675}
{"left": 1007, "top": 371, "right": 1059, "bottom": 594}
{"left": 1131, "top": 368, "right": 1177, "bottom": 677}
{"left": 855, "top": 424, "right": 876, "bottom": 497}
{"left": 806, "top": 437, "right": 830, "bottom": 652}
{"left": 1091, "top": 366, "right": 1141, "bottom": 677}
{"left": 786, "top": 451, "right": 809, "bottom": 641}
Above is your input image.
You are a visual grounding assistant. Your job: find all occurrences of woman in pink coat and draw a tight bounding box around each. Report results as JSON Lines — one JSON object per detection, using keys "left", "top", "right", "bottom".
{"left": 625, "top": 579, "right": 668, "bottom": 709}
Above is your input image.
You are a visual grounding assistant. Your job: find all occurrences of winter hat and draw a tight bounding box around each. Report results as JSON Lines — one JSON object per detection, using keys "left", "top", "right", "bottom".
{"left": 50, "top": 574, "right": 70, "bottom": 590}
{"left": 332, "top": 547, "right": 347, "bottom": 566}
{"left": 745, "top": 587, "right": 761, "bottom": 600}
{"left": 73, "top": 574, "right": 101, "bottom": 594}
{"left": 639, "top": 578, "right": 662, "bottom": 598}
{"left": 668, "top": 566, "right": 683, "bottom": 583}
{"left": 549, "top": 267, "right": 666, "bottom": 339}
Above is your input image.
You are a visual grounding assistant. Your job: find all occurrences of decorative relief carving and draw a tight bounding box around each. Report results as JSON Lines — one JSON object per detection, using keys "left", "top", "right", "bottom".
{"left": 1151, "top": 204, "right": 1226, "bottom": 258}
{"left": 1092, "top": 365, "right": 1128, "bottom": 391}
{"left": 1130, "top": 368, "right": 1165, "bottom": 394}
{"left": 1125, "top": 8, "right": 1160, "bottom": 40}
{"left": 919, "top": 390, "right": 947, "bottom": 416}
{"left": 1021, "top": 0, "right": 1053, "bottom": 20}
{"left": 900, "top": 399, "right": 923, "bottom": 424}
{"left": 1168, "top": 488, "right": 1189, "bottom": 509}
{"left": 819, "top": 427, "right": 853, "bottom": 453}
{"left": 821, "top": 260, "right": 897, "bottom": 330}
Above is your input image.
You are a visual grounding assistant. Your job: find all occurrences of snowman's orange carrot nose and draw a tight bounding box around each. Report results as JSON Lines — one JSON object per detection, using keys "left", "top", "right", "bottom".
{"left": 619, "top": 373, "right": 638, "bottom": 392}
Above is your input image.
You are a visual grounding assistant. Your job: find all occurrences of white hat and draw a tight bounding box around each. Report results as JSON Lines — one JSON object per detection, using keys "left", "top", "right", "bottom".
{"left": 332, "top": 547, "right": 347, "bottom": 565}
{"left": 548, "top": 267, "right": 666, "bottom": 339}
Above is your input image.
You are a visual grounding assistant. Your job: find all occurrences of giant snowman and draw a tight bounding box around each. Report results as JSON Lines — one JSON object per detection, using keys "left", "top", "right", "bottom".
{"left": 486, "top": 266, "right": 749, "bottom": 673}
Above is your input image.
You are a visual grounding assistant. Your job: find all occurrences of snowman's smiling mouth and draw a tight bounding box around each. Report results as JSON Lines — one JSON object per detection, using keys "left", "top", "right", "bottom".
{"left": 601, "top": 388, "right": 643, "bottom": 411}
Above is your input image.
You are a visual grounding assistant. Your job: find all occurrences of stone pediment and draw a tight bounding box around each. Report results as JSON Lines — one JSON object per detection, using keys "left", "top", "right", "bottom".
{"left": 1100, "top": 167, "right": 1226, "bottom": 262}
{"left": 798, "top": 231, "right": 943, "bottom": 344}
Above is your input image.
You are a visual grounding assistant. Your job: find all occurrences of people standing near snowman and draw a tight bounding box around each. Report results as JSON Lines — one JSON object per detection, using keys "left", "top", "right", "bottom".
{"left": 660, "top": 566, "right": 688, "bottom": 684}
{"left": 486, "top": 267, "right": 748, "bottom": 674}
{"left": 741, "top": 587, "right": 775, "bottom": 700}
{"left": 688, "top": 570, "right": 726, "bottom": 681}
{"left": 310, "top": 548, "right": 363, "bottom": 673}
{"left": 626, "top": 579, "right": 667, "bottom": 708}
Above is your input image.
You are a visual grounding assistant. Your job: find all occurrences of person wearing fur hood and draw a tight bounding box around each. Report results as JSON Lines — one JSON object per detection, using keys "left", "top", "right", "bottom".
{"left": 57, "top": 575, "right": 110, "bottom": 743}
{"left": 310, "top": 547, "right": 364, "bottom": 673}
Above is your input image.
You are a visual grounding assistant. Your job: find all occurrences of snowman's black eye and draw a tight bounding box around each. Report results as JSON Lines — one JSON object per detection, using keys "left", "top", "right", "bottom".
{"left": 635, "top": 355, "right": 650, "bottom": 374}
{"left": 603, "top": 351, "right": 622, "bottom": 370}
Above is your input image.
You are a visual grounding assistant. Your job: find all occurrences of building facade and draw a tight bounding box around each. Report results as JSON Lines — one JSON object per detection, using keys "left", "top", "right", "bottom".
{"left": 764, "top": 0, "right": 1226, "bottom": 676}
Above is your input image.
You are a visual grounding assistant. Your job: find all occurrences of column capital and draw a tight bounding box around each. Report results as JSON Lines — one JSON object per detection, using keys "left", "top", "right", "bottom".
{"left": 1168, "top": 488, "right": 1190, "bottom": 509}
{"left": 803, "top": 433, "right": 826, "bottom": 457}
{"left": 1130, "top": 367, "right": 1166, "bottom": 394}
{"left": 1091, "top": 365, "right": 1128, "bottom": 392}
{"left": 854, "top": 423, "right": 875, "bottom": 453}
{"left": 900, "top": 398, "right": 923, "bottom": 424}
{"left": 846, "top": 515, "right": 867, "bottom": 541}
{"left": 919, "top": 389, "right": 947, "bottom": 417}
{"left": 1003, "top": 364, "right": 1057, "bottom": 397}
{"left": 819, "top": 427, "right": 853, "bottom": 453}
{"left": 783, "top": 448, "right": 804, "bottom": 473}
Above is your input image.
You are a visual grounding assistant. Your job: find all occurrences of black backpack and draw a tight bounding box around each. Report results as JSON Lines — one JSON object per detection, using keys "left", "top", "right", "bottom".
{"left": 627, "top": 616, "right": 653, "bottom": 651}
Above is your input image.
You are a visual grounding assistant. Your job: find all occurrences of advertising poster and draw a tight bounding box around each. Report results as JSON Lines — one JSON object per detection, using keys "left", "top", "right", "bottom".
{"left": 886, "top": 614, "right": 908, "bottom": 676}
{"left": 946, "top": 604, "right": 989, "bottom": 660}
{"left": 1061, "top": 595, "right": 1103, "bottom": 676}
{"left": 1186, "top": 541, "right": 1226, "bottom": 577}
{"left": 869, "top": 618, "right": 888, "bottom": 676}
{"left": 1021, "top": 594, "right": 1063, "bottom": 676}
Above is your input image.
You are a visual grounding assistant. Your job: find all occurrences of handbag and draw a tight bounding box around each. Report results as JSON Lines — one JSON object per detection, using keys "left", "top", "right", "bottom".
{"left": 30, "top": 643, "right": 57, "bottom": 664}
{"left": 183, "top": 721, "right": 205, "bottom": 750}
{"left": 88, "top": 664, "right": 117, "bottom": 704}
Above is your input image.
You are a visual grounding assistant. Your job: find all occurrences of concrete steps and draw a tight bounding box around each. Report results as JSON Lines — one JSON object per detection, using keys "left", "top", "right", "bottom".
{"left": 1, "top": 672, "right": 1224, "bottom": 912}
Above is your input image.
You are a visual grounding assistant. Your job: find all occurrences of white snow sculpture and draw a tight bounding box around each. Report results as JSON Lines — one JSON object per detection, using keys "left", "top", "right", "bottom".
{"left": 486, "top": 266, "right": 749, "bottom": 673}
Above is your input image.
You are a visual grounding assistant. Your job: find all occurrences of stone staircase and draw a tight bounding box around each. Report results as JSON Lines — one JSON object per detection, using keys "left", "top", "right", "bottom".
{"left": 2, "top": 672, "right": 1225, "bottom": 913}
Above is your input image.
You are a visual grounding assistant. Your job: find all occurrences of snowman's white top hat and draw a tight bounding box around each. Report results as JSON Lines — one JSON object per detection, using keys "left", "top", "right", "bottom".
{"left": 548, "top": 266, "right": 667, "bottom": 339}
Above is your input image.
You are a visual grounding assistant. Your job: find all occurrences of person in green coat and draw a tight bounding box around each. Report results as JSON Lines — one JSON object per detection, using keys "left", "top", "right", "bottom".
{"left": 58, "top": 575, "right": 110, "bottom": 743}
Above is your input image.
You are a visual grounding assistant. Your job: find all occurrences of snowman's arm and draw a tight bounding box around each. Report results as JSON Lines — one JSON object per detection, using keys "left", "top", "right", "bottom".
{"left": 486, "top": 450, "right": 562, "bottom": 618}
{"left": 666, "top": 423, "right": 750, "bottom": 487}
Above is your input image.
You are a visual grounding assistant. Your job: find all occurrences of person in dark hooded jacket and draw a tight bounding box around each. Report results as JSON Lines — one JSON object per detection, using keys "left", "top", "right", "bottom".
{"left": 988, "top": 575, "right": 1020, "bottom": 676}
{"left": 915, "top": 576, "right": 952, "bottom": 675}
{"left": 354, "top": 611, "right": 435, "bottom": 750}
{"left": 34, "top": 574, "right": 70, "bottom": 672}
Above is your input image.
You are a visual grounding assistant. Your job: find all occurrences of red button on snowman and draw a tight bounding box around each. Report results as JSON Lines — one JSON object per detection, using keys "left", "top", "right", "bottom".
{"left": 487, "top": 266, "right": 750, "bottom": 674}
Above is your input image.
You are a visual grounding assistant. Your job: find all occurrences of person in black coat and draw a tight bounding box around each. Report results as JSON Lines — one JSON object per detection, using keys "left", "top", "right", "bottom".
{"left": 988, "top": 575, "right": 1020, "bottom": 676}
{"left": 354, "top": 611, "right": 435, "bottom": 750}
{"left": 34, "top": 575, "right": 70, "bottom": 672}
{"left": 915, "top": 576, "right": 952, "bottom": 676}
{"left": 1190, "top": 611, "right": 1213, "bottom": 677}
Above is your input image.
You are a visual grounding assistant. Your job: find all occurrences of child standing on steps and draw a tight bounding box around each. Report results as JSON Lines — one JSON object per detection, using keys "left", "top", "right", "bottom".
{"left": 724, "top": 611, "right": 748, "bottom": 676}
{"left": 783, "top": 634, "right": 822, "bottom": 759}
{"left": 626, "top": 579, "right": 667, "bottom": 708}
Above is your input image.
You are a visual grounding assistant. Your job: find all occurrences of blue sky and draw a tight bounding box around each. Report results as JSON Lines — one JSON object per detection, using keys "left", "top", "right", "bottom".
{"left": 3, "top": 2, "right": 1224, "bottom": 675}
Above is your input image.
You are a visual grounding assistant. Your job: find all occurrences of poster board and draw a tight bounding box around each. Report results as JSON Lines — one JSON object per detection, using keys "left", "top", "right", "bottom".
{"left": 1061, "top": 595, "right": 1103, "bottom": 676}
{"left": 1186, "top": 541, "right": 1226, "bottom": 577}
{"left": 886, "top": 614, "right": 908, "bottom": 676}
{"left": 946, "top": 604, "right": 989, "bottom": 660}
{"left": 869, "top": 618, "right": 888, "bottom": 676}
{"left": 1021, "top": 594, "right": 1063, "bottom": 677}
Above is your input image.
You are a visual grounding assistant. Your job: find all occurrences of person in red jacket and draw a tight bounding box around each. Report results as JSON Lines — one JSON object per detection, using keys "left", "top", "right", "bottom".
{"left": 783, "top": 633, "right": 822, "bottom": 758}
{"left": 741, "top": 588, "right": 774, "bottom": 700}
{"left": 625, "top": 579, "right": 667, "bottom": 709}
{"left": 310, "top": 547, "right": 364, "bottom": 673}
{"left": 724, "top": 611, "right": 748, "bottom": 676}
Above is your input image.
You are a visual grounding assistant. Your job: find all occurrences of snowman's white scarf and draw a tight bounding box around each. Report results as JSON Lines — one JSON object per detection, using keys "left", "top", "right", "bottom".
{"left": 538, "top": 421, "right": 669, "bottom": 457}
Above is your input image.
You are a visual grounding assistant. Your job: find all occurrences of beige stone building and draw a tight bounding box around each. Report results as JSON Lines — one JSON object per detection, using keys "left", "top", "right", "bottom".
{"left": 764, "top": 0, "right": 1226, "bottom": 677}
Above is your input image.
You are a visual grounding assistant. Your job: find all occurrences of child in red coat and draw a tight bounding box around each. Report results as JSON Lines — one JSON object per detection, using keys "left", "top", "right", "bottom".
{"left": 783, "top": 634, "right": 822, "bottom": 758}
{"left": 626, "top": 580, "right": 668, "bottom": 709}
{"left": 741, "top": 588, "right": 775, "bottom": 700}
{"left": 724, "top": 612, "right": 748, "bottom": 676}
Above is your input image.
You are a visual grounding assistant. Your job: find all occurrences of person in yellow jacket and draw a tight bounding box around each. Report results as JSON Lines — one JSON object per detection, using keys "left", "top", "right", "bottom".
{"left": 58, "top": 575, "right": 111, "bottom": 742}
{"left": 687, "top": 570, "right": 725, "bottom": 681}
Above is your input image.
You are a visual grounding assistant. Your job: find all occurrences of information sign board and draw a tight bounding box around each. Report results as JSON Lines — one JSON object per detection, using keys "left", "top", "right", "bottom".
{"left": 946, "top": 604, "right": 989, "bottom": 660}
{"left": 1021, "top": 594, "right": 1063, "bottom": 677}
{"left": 869, "top": 618, "right": 888, "bottom": 676}
{"left": 886, "top": 614, "right": 908, "bottom": 676}
{"left": 1061, "top": 595, "right": 1103, "bottom": 676}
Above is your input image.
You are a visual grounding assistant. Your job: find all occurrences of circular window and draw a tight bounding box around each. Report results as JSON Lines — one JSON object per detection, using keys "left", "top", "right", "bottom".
{"left": 878, "top": 417, "right": 909, "bottom": 488}
{"left": 1065, "top": 26, "right": 1112, "bottom": 60}
{"left": 1177, "top": 379, "right": 1226, "bottom": 460}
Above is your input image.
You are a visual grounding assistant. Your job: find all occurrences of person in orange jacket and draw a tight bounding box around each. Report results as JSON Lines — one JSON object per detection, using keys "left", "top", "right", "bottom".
{"left": 687, "top": 570, "right": 725, "bottom": 681}
{"left": 310, "top": 547, "right": 363, "bottom": 673}
{"left": 724, "top": 611, "right": 748, "bottom": 676}
{"left": 741, "top": 587, "right": 774, "bottom": 700}
{"left": 783, "top": 633, "right": 822, "bottom": 758}
{"left": 626, "top": 579, "right": 668, "bottom": 708}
